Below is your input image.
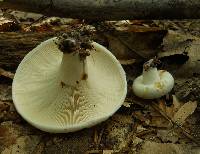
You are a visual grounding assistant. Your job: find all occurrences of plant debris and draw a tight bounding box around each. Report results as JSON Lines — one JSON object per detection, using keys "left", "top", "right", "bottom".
{"left": 0, "top": 68, "right": 14, "bottom": 79}
{"left": 172, "top": 101, "right": 197, "bottom": 126}
{"left": 0, "top": 9, "right": 200, "bottom": 154}
{"left": 158, "top": 30, "right": 200, "bottom": 77}
{"left": 0, "top": 16, "right": 19, "bottom": 31}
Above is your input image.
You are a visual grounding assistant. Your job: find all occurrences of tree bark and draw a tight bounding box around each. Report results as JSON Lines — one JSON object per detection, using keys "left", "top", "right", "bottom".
{"left": 0, "top": 32, "right": 55, "bottom": 70}
{"left": 1, "top": 0, "right": 200, "bottom": 20}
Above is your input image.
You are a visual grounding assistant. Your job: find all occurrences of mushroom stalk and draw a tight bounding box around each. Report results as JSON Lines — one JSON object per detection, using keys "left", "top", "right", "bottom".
{"left": 60, "top": 53, "right": 88, "bottom": 86}
{"left": 142, "top": 67, "right": 160, "bottom": 85}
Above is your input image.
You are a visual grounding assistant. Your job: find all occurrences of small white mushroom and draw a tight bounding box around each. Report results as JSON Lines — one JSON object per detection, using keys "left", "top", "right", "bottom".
{"left": 132, "top": 59, "right": 174, "bottom": 99}
{"left": 12, "top": 37, "right": 127, "bottom": 133}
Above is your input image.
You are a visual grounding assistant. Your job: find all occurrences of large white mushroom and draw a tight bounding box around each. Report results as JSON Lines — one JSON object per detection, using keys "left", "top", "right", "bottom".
{"left": 12, "top": 35, "right": 127, "bottom": 133}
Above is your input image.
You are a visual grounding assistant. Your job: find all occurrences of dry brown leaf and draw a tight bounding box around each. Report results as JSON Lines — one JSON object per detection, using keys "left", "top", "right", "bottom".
{"left": 150, "top": 96, "right": 197, "bottom": 128}
{"left": 158, "top": 30, "right": 200, "bottom": 77}
{"left": 171, "top": 95, "right": 183, "bottom": 114}
{"left": 174, "top": 77, "right": 200, "bottom": 102}
{"left": 149, "top": 115, "right": 170, "bottom": 128}
{"left": 149, "top": 96, "right": 183, "bottom": 128}
{"left": 9, "top": 11, "right": 43, "bottom": 22}
{"left": 172, "top": 101, "right": 197, "bottom": 126}
{"left": 133, "top": 111, "right": 150, "bottom": 125}
{"left": 106, "top": 27, "right": 167, "bottom": 61}
{"left": 150, "top": 98, "right": 200, "bottom": 145}
{"left": 139, "top": 141, "right": 198, "bottom": 154}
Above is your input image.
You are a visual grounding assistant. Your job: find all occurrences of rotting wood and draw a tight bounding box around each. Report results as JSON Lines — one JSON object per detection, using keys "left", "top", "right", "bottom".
{"left": 0, "top": 32, "right": 56, "bottom": 70}
{"left": 1, "top": 0, "right": 200, "bottom": 20}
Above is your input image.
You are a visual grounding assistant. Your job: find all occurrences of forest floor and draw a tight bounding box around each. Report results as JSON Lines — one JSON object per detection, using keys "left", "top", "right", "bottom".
{"left": 0, "top": 10, "right": 200, "bottom": 154}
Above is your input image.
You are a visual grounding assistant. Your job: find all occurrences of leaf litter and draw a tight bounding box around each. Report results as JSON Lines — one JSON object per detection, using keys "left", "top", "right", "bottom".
{"left": 0, "top": 10, "right": 200, "bottom": 154}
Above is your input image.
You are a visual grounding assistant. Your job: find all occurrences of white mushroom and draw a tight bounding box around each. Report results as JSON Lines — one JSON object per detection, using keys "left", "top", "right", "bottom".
{"left": 132, "top": 59, "right": 174, "bottom": 99}
{"left": 12, "top": 36, "right": 127, "bottom": 133}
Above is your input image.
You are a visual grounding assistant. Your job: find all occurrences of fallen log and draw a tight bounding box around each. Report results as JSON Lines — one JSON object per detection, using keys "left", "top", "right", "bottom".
{"left": 1, "top": 0, "right": 200, "bottom": 20}
{"left": 0, "top": 32, "right": 55, "bottom": 70}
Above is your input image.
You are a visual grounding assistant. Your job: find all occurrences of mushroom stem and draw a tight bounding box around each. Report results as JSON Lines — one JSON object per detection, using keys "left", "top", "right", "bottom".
{"left": 60, "top": 53, "right": 88, "bottom": 86}
{"left": 142, "top": 67, "right": 160, "bottom": 85}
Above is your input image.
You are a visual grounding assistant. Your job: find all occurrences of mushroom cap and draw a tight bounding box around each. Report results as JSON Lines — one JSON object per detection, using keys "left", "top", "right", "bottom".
{"left": 12, "top": 37, "right": 127, "bottom": 133}
{"left": 132, "top": 70, "right": 174, "bottom": 99}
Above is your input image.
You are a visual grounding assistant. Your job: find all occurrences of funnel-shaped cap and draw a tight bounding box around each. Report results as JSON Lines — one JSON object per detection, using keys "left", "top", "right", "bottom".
{"left": 12, "top": 37, "right": 127, "bottom": 133}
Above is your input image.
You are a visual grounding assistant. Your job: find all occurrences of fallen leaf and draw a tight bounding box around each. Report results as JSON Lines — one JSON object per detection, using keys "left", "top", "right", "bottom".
{"left": 106, "top": 27, "right": 167, "bottom": 61}
{"left": 158, "top": 30, "right": 200, "bottom": 77}
{"left": 9, "top": 11, "right": 43, "bottom": 22}
{"left": 133, "top": 111, "right": 151, "bottom": 125}
{"left": 172, "top": 101, "right": 197, "bottom": 126}
{"left": 139, "top": 141, "right": 198, "bottom": 154}
{"left": 174, "top": 77, "right": 200, "bottom": 102}
{"left": 149, "top": 96, "right": 183, "bottom": 128}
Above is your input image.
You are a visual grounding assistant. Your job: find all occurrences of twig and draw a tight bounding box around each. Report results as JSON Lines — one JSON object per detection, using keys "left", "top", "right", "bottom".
{"left": 179, "top": 125, "right": 200, "bottom": 146}
{"left": 0, "top": 68, "right": 14, "bottom": 79}
{"left": 28, "top": 15, "right": 47, "bottom": 27}
{"left": 136, "top": 129, "right": 156, "bottom": 137}
{"left": 93, "top": 128, "right": 98, "bottom": 145}
{"left": 93, "top": 127, "right": 105, "bottom": 149}
{"left": 97, "top": 128, "right": 104, "bottom": 147}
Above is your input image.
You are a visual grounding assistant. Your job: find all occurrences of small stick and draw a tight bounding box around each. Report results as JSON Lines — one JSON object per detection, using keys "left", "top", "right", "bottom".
{"left": 0, "top": 68, "right": 14, "bottom": 79}
{"left": 136, "top": 129, "right": 156, "bottom": 137}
